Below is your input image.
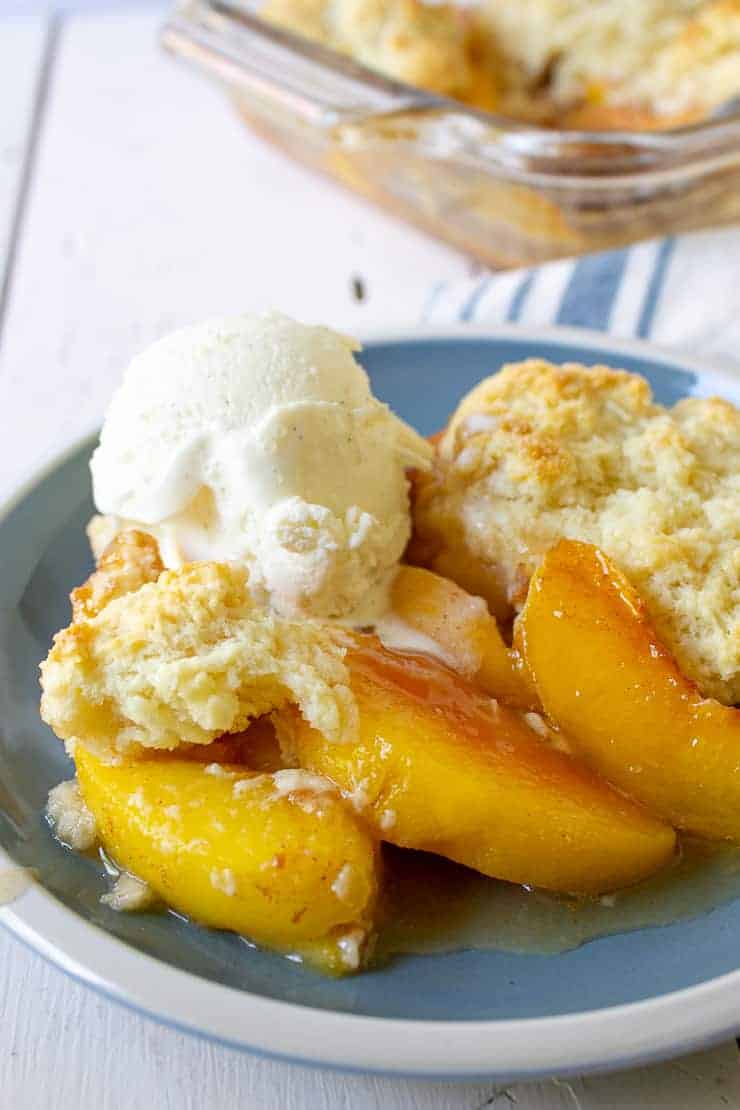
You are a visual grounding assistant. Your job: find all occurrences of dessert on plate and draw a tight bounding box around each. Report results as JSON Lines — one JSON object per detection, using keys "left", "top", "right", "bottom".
{"left": 40, "top": 312, "right": 740, "bottom": 975}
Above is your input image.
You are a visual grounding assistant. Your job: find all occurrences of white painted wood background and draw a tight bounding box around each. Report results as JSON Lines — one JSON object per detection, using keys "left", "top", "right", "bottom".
{"left": 1, "top": 5, "right": 740, "bottom": 1107}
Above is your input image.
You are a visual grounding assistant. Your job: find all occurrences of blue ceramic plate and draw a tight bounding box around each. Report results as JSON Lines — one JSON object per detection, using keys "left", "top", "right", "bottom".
{"left": 1, "top": 325, "right": 739, "bottom": 1079}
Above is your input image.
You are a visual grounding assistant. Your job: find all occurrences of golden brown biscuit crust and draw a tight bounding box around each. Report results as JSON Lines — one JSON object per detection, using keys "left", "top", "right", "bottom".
{"left": 262, "top": 0, "right": 499, "bottom": 109}
{"left": 262, "top": 0, "right": 739, "bottom": 125}
{"left": 71, "top": 530, "right": 163, "bottom": 622}
{"left": 413, "top": 359, "right": 740, "bottom": 704}
{"left": 41, "top": 562, "right": 357, "bottom": 759}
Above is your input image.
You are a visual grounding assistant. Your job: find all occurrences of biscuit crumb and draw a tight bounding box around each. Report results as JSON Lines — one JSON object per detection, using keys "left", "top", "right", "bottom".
{"left": 331, "top": 863, "right": 354, "bottom": 902}
{"left": 210, "top": 867, "right": 237, "bottom": 897}
{"left": 101, "top": 872, "right": 156, "bottom": 912}
{"left": 336, "top": 926, "right": 367, "bottom": 969}
{"left": 46, "top": 780, "right": 98, "bottom": 851}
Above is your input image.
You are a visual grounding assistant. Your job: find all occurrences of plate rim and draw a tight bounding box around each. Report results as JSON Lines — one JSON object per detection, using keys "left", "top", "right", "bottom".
{"left": 2, "top": 322, "right": 739, "bottom": 1079}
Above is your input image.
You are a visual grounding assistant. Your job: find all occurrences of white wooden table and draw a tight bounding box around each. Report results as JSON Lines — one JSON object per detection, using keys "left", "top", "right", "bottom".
{"left": 1, "top": 6, "right": 740, "bottom": 1107}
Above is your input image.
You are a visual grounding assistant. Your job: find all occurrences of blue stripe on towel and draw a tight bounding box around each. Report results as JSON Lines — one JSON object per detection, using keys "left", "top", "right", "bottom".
{"left": 556, "top": 249, "right": 629, "bottom": 330}
{"left": 421, "top": 280, "right": 447, "bottom": 322}
{"left": 459, "top": 277, "right": 492, "bottom": 322}
{"left": 506, "top": 271, "right": 535, "bottom": 322}
{"left": 636, "top": 237, "right": 676, "bottom": 337}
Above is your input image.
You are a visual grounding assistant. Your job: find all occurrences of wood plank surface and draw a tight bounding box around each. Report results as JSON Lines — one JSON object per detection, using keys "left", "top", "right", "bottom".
{"left": 0, "top": 14, "right": 49, "bottom": 340}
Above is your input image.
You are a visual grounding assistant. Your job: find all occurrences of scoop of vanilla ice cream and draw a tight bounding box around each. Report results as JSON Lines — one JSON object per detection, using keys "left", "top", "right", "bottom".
{"left": 90, "top": 311, "right": 432, "bottom": 620}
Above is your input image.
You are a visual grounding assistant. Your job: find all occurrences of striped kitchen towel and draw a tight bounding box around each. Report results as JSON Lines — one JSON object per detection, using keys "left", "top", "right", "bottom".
{"left": 421, "top": 228, "right": 740, "bottom": 376}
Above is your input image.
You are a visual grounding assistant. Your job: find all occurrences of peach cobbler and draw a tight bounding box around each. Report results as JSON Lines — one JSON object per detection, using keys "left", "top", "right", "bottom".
{"left": 40, "top": 313, "right": 740, "bottom": 974}
{"left": 261, "top": 0, "right": 740, "bottom": 129}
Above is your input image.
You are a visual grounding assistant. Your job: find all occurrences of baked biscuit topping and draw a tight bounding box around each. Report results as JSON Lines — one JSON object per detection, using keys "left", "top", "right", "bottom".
{"left": 71, "top": 529, "right": 163, "bottom": 622}
{"left": 41, "top": 560, "right": 357, "bottom": 758}
{"left": 262, "top": 0, "right": 499, "bottom": 109}
{"left": 413, "top": 359, "right": 740, "bottom": 705}
{"left": 263, "top": 0, "right": 740, "bottom": 126}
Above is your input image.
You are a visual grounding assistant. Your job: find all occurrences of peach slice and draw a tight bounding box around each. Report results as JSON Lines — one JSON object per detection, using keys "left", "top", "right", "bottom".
{"left": 75, "top": 745, "right": 380, "bottom": 974}
{"left": 390, "top": 565, "right": 537, "bottom": 708}
{"left": 516, "top": 540, "right": 740, "bottom": 841}
{"left": 282, "top": 638, "right": 676, "bottom": 894}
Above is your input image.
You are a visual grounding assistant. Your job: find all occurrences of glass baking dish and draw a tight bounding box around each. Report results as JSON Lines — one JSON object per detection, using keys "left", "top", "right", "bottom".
{"left": 162, "top": 0, "right": 740, "bottom": 268}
